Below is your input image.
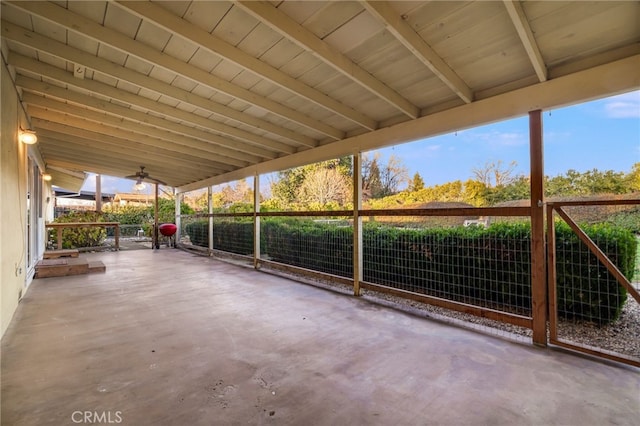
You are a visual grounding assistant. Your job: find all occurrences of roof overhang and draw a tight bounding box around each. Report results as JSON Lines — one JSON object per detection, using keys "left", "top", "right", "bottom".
{"left": 1, "top": 1, "right": 637, "bottom": 193}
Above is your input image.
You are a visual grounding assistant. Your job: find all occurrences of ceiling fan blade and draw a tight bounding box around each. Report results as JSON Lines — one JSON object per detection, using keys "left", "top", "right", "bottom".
{"left": 124, "top": 174, "right": 139, "bottom": 179}
{"left": 147, "top": 176, "right": 167, "bottom": 185}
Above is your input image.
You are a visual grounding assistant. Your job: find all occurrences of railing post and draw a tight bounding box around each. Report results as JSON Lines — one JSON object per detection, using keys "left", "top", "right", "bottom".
{"left": 57, "top": 227, "right": 63, "bottom": 250}
{"left": 114, "top": 223, "right": 119, "bottom": 251}
{"left": 529, "top": 109, "right": 547, "bottom": 346}
{"left": 208, "top": 186, "right": 213, "bottom": 254}
{"left": 174, "top": 189, "right": 181, "bottom": 245}
{"left": 353, "top": 153, "right": 363, "bottom": 296}
{"left": 253, "top": 173, "right": 261, "bottom": 269}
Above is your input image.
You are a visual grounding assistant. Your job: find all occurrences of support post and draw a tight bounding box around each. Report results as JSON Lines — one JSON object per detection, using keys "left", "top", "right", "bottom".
{"left": 154, "top": 183, "right": 159, "bottom": 249}
{"left": 174, "top": 189, "right": 181, "bottom": 246}
{"left": 529, "top": 110, "right": 547, "bottom": 346}
{"left": 353, "top": 153, "right": 363, "bottom": 296}
{"left": 253, "top": 174, "right": 261, "bottom": 269}
{"left": 208, "top": 186, "right": 213, "bottom": 253}
{"left": 95, "top": 174, "right": 102, "bottom": 212}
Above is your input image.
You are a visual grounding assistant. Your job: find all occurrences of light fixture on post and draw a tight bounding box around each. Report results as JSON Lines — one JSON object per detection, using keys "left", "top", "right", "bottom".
{"left": 42, "top": 173, "right": 52, "bottom": 181}
{"left": 19, "top": 129, "right": 38, "bottom": 145}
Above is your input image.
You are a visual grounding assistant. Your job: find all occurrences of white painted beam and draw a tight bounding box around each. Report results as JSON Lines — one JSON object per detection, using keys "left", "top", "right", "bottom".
{"left": 116, "top": 0, "right": 378, "bottom": 131}
{"left": 503, "top": 0, "right": 547, "bottom": 82}
{"left": 24, "top": 98, "right": 262, "bottom": 165}
{"left": 8, "top": 1, "right": 343, "bottom": 140}
{"left": 28, "top": 110, "right": 250, "bottom": 172}
{"left": 33, "top": 119, "right": 233, "bottom": 171}
{"left": 1, "top": 20, "right": 316, "bottom": 147}
{"left": 19, "top": 76, "right": 290, "bottom": 157}
{"left": 178, "top": 54, "right": 640, "bottom": 192}
{"left": 235, "top": 0, "right": 420, "bottom": 119}
{"left": 362, "top": 1, "right": 473, "bottom": 104}
{"left": 9, "top": 54, "right": 292, "bottom": 152}
{"left": 36, "top": 127, "right": 229, "bottom": 174}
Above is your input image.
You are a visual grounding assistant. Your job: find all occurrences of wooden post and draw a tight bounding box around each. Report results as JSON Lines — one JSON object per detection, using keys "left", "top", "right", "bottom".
{"left": 208, "top": 186, "right": 213, "bottom": 253}
{"left": 253, "top": 174, "right": 261, "bottom": 269}
{"left": 95, "top": 174, "right": 102, "bottom": 212}
{"left": 114, "top": 223, "right": 120, "bottom": 251}
{"left": 174, "top": 189, "right": 181, "bottom": 246}
{"left": 154, "top": 183, "right": 159, "bottom": 249}
{"left": 353, "top": 153, "right": 363, "bottom": 296}
{"left": 529, "top": 110, "right": 547, "bottom": 346}
{"left": 57, "top": 227, "right": 63, "bottom": 250}
{"left": 546, "top": 204, "right": 558, "bottom": 341}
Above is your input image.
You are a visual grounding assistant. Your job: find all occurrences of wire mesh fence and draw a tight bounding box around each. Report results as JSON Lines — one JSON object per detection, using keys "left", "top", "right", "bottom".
{"left": 261, "top": 217, "right": 353, "bottom": 278}
{"left": 362, "top": 218, "right": 533, "bottom": 317}
{"left": 179, "top": 214, "right": 209, "bottom": 249}
{"left": 548, "top": 202, "right": 640, "bottom": 364}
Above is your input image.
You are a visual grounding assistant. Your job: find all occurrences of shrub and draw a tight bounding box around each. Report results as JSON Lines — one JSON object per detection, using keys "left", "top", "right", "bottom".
{"left": 50, "top": 211, "right": 107, "bottom": 249}
{"left": 184, "top": 219, "right": 253, "bottom": 255}
{"left": 185, "top": 217, "right": 636, "bottom": 324}
{"left": 554, "top": 222, "right": 635, "bottom": 324}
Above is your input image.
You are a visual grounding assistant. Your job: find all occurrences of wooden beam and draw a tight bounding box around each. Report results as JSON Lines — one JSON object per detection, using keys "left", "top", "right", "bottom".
{"left": 503, "top": 0, "right": 547, "bottom": 82}
{"left": 34, "top": 121, "right": 234, "bottom": 171}
{"left": 116, "top": 0, "right": 378, "bottom": 131}
{"left": 235, "top": 1, "right": 419, "bottom": 119}
{"left": 19, "top": 78, "right": 290, "bottom": 157}
{"left": 40, "top": 142, "right": 207, "bottom": 183}
{"left": 362, "top": 1, "right": 473, "bottom": 103}
{"left": 1, "top": 20, "right": 316, "bottom": 146}
{"left": 9, "top": 1, "right": 342, "bottom": 141}
{"left": 178, "top": 54, "right": 640, "bottom": 192}
{"left": 10, "top": 54, "right": 300, "bottom": 152}
{"left": 43, "top": 155, "right": 206, "bottom": 186}
{"left": 38, "top": 131, "right": 227, "bottom": 175}
{"left": 32, "top": 116, "right": 239, "bottom": 170}
{"left": 529, "top": 109, "right": 546, "bottom": 347}
{"left": 25, "top": 101, "right": 260, "bottom": 165}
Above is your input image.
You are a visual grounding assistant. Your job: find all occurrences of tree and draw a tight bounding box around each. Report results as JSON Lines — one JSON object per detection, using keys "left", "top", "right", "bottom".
{"left": 472, "top": 160, "right": 517, "bottom": 188}
{"left": 627, "top": 162, "right": 640, "bottom": 191}
{"left": 220, "top": 179, "right": 253, "bottom": 205}
{"left": 408, "top": 172, "right": 425, "bottom": 192}
{"left": 271, "top": 158, "right": 351, "bottom": 205}
{"left": 362, "top": 156, "right": 383, "bottom": 199}
{"left": 297, "top": 167, "right": 350, "bottom": 207}
{"left": 362, "top": 152, "right": 408, "bottom": 199}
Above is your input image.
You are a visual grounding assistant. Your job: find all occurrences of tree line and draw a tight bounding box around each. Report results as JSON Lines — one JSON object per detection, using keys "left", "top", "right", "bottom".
{"left": 184, "top": 156, "right": 639, "bottom": 211}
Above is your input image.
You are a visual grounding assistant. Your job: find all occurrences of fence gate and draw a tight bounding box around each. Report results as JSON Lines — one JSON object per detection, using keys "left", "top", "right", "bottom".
{"left": 546, "top": 200, "right": 640, "bottom": 367}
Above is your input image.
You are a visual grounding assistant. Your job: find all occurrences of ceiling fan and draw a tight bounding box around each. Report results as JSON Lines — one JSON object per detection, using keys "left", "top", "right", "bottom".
{"left": 125, "top": 166, "right": 166, "bottom": 186}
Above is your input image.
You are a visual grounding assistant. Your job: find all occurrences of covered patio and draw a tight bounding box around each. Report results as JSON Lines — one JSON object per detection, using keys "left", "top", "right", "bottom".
{"left": 1, "top": 249, "right": 638, "bottom": 425}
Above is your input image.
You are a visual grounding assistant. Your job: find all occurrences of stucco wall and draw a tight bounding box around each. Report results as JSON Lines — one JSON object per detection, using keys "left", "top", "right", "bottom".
{"left": 1, "top": 58, "right": 29, "bottom": 337}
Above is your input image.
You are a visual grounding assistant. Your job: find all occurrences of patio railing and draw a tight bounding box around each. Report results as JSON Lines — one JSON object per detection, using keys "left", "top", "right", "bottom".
{"left": 176, "top": 198, "right": 639, "bottom": 367}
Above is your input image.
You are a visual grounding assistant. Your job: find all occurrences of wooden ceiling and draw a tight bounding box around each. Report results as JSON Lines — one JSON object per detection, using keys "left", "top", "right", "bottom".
{"left": 1, "top": 1, "right": 638, "bottom": 192}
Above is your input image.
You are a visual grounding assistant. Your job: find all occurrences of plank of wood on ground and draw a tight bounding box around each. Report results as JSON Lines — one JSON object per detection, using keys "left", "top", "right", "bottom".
{"left": 43, "top": 249, "right": 79, "bottom": 259}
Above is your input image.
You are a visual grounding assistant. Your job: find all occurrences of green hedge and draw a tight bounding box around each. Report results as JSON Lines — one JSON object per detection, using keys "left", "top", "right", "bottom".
{"left": 50, "top": 211, "right": 107, "bottom": 249}
{"left": 185, "top": 220, "right": 253, "bottom": 255}
{"left": 184, "top": 219, "right": 636, "bottom": 324}
{"left": 554, "top": 222, "right": 633, "bottom": 324}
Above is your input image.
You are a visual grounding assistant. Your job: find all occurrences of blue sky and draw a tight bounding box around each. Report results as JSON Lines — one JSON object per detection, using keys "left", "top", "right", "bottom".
{"left": 82, "top": 90, "right": 639, "bottom": 194}
{"left": 371, "top": 90, "right": 640, "bottom": 186}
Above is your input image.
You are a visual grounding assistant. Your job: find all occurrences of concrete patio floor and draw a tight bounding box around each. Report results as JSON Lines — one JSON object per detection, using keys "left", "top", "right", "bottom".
{"left": 2, "top": 249, "right": 638, "bottom": 425}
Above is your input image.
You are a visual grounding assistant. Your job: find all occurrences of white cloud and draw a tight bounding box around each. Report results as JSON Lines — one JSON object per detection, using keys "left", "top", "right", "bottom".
{"left": 604, "top": 91, "right": 640, "bottom": 118}
{"left": 463, "top": 130, "right": 527, "bottom": 147}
